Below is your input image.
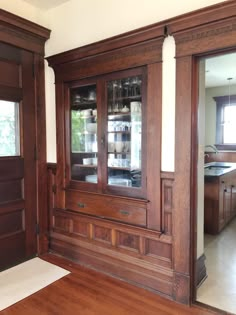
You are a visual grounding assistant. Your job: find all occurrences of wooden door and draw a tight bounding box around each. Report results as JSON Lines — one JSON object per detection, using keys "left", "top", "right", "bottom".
{"left": 0, "top": 42, "right": 37, "bottom": 270}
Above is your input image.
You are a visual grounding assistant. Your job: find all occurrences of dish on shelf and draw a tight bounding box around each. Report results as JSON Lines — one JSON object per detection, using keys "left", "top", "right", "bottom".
{"left": 86, "top": 123, "right": 97, "bottom": 133}
{"left": 85, "top": 174, "right": 131, "bottom": 186}
{"left": 81, "top": 109, "right": 92, "bottom": 117}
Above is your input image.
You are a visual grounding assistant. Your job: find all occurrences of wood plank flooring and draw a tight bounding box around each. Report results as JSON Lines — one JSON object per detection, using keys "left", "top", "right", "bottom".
{"left": 0, "top": 254, "right": 226, "bottom": 315}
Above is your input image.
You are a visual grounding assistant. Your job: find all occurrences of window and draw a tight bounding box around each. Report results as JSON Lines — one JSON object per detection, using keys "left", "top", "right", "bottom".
{"left": 0, "top": 100, "right": 20, "bottom": 157}
{"left": 214, "top": 95, "right": 236, "bottom": 150}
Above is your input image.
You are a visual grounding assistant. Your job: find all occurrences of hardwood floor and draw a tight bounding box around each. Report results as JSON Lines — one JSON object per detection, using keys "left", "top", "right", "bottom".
{"left": 0, "top": 254, "right": 224, "bottom": 315}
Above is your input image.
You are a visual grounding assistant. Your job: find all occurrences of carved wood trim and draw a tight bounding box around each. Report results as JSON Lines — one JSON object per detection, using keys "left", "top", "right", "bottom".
{"left": 174, "top": 17, "right": 236, "bottom": 57}
{"left": 161, "top": 174, "right": 174, "bottom": 236}
{"left": 48, "top": 38, "right": 164, "bottom": 82}
{"left": 0, "top": 9, "right": 50, "bottom": 55}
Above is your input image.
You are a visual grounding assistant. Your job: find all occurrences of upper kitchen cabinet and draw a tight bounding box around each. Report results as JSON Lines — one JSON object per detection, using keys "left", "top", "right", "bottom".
{"left": 47, "top": 30, "right": 164, "bottom": 230}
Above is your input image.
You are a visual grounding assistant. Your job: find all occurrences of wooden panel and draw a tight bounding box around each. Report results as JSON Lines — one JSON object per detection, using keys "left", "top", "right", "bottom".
{"left": 66, "top": 190, "right": 147, "bottom": 227}
{"left": 146, "top": 62, "right": 162, "bottom": 230}
{"left": 50, "top": 209, "right": 173, "bottom": 296}
{"left": 73, "top": 220, "right": 89, "bottom": 238}
{"left": 53, "top": 215, "right": 72, "bottom": 233}
{"left": 161, "top": 177, "right": 174, "bottom": 235}
{"left": 0, "top": 232, "right": 25, "bottom": 270}
{"left": 0, "top": 180, "right": 22, "bottom": 203}
{"left": 0, "top": 209, "right": 24, "bottom": 237}
{"left": 0, "top": 85, "right": 22, "bottom": 101}
{"left": 0, "top": 60, "right": 20, "bottom": 87}
{"left": 117, "top": 231, "right": 139, "bottom": 252}
{"left": 146, "top": 239, "right": 172, "bottom": 261}
{"left": 0, "top": 158, "right": 24, "bottom": 181}
{"left": 93, "top": 225, "right": 111, "bottom": 243}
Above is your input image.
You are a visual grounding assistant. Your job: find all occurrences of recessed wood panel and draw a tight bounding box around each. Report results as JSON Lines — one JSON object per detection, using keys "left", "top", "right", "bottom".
{"left": 0, "top": 60, "right": 20, "bottom": 87}
{"left": 0, "top": 232, "right": 25, "bottom": 270}
{"left": 0, "top": 179, "right": 22, "bottom": 203}
{"left": 145, "top": 239, "right": 172, "bottom": 260}
{"left": 72, "top": 220, "right": 88, "bottom": 237}
{"left": 0, "top": 158, "right": 24, "bottom": 181}
{"left": 93, "top": 225, "right": 112, "bottom": 244}
{"left": 117, "top": 231, "right": 139, "bottom": 251}
{"left": 0, "top": 209, "right": 24, "bottom": 237}
{"left": 53, "top": 215, "right": 71, "bottom": 233}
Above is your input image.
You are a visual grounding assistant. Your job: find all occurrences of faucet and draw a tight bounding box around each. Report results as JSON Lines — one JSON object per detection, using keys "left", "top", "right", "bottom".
{"left": 205, "top": 145, "right": 218, "bottom": 154}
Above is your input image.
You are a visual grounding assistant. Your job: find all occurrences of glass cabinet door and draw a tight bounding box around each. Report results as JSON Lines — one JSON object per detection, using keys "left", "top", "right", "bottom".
{"left": 70, "top": 84, "right": 98, "bottom": 183}
{"left": 106, "top": 75, "right": 142, "bottom": 188}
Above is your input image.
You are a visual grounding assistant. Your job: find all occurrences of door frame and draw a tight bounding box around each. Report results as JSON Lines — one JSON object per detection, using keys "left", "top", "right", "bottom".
{"left": 166, "top": 0, "right": 236, "bottom": 306}
{"left": 0, "top": 9, "right": 50, "bottom": 254}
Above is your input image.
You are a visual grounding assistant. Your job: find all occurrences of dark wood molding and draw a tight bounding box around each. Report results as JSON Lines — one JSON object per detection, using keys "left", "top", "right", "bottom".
{"left": 0, "top": 11, "right": 51, "bottom": 255}
{"left": 0, "top": 9, "right": 50, "bottom": 55}
{"left": 196, "top": 254, "right": 207, "bottom": 288}
{"left": 167, "top": 0, "right": 236, "bottom": 35}
{"left": 161, "top": 171, "right": 175, "bottom": 179}
{"left": 172, "top": 0, "right": 236, "bottom": 307}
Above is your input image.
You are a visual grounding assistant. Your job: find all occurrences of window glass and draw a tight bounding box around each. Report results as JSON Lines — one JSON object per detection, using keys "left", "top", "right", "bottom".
{"left": 223, "top": 105, "right": 236, "bottom": 143}
{"left": 0, "top": 100, "right": 20, "bottom": 157}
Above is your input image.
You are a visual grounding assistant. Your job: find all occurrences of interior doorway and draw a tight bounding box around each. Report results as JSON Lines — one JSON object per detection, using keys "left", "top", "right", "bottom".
{"left": 0, "top": 42, "right": 38, "bottom": 270}
{"left": 195, "top": 51, "right": 236, "bottom": 314}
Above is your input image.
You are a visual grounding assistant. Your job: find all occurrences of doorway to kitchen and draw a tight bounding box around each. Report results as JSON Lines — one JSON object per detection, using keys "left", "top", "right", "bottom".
{"left": 195, "top": 51, "right": 236, "bottom": 314}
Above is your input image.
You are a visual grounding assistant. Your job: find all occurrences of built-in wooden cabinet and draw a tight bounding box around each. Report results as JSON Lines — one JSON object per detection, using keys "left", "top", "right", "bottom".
{"left": 46, "top": 29, "right": 175, "bottom": 299}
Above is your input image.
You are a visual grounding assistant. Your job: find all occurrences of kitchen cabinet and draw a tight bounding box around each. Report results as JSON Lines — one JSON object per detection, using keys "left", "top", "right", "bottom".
{"left": 204, "top": 168, "right": 236, "bottom": 234}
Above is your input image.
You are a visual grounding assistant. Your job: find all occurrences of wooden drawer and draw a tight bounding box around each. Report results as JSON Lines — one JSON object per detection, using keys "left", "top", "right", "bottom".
{"left": 65, "top": 189, "right": 147, "bottom": 227}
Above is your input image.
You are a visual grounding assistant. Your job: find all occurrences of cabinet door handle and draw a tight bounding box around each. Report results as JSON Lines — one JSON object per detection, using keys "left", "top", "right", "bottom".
{"left": 78, "top": 202, "right": 86, "bottom": 208}
{"left": 119, "top": 210, "right": 130, "bottom": 216}
{"left": 224, "top": 189, "right": 227, "bottom": 192}
{"left": 221, "top": 181, "right": 225, "bottom": 184}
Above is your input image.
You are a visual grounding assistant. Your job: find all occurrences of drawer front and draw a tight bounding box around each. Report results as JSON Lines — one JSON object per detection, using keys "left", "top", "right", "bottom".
{"left": 65, "top": 190, "right": 147, "bottom": 227}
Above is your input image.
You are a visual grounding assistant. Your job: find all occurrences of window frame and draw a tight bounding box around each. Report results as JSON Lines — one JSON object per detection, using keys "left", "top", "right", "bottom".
{"left": 214, "top": 95, "right": 236, "bottom": 150}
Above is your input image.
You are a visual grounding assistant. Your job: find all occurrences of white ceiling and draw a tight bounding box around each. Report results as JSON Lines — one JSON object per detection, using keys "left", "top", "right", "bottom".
{"left": 22, "top": 0, "right": 70, "bottom": 10}
{"left": 205, "top": 52, "right": 236, "bottom": 88}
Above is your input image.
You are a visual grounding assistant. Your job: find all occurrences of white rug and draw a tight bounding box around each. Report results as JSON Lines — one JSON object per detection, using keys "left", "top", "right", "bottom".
{"left": 0, "top": 257, "right": 70, "bottom": 311}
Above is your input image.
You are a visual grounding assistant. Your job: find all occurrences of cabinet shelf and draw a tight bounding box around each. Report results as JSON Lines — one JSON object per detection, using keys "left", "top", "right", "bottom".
{"left": 108, "top": 166, "right": 130, "bottom": 171}
{"left": 72, "top": 151, "right": 98, "bottom": 154}
{"left": 107, "top": 131, "right": 130, "bottom": 134}
{"left": 108, "top": 95, "right": 141, "bottom": 103}
{"left": 71, "top": 100, "right": 96, "bottom": 109}
{"left": 73, "top": 164, "right": 97, "bottom": 168}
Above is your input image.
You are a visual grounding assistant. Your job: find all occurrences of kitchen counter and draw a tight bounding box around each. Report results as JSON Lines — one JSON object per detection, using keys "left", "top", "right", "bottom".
{"left": 204, "top": 161, "right": 236, "bottom": 177}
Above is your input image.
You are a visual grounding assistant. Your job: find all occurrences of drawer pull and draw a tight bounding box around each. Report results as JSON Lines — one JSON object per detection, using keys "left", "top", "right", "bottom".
{"left": 119, "top": 210, "right": 130, "bottom": 216}
{"left": 78, "top": 202, "right": 86, "bottom": 208}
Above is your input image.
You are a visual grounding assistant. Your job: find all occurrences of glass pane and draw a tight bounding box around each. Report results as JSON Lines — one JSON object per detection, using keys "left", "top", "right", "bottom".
{"left": 107, "top": 75, "right": 142, "bottom": 188}
{"left": 0, "top": 100, "right": 20, "bottom": 157}
{"left": 70, "top": 84, "right": 98, "bottom": 183}
{"left": 223, "top": 105, "right": 236, "bottom": 143}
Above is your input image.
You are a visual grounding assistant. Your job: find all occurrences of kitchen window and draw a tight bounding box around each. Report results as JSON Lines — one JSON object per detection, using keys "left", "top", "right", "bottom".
{"left": 214, "top": 95, "right": 236, "bottom": 150}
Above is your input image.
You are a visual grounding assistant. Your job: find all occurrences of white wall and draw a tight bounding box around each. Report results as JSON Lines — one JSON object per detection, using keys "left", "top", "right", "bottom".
{"left": 0, "top": 0, "right": 49, "bottom": 27}
{"left": 1, "top": 0, "right": 227, "bottom": 164}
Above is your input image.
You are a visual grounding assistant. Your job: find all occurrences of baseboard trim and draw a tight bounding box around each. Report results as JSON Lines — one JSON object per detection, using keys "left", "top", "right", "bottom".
{"left": 196, "top": 253, "right": 207, "bottom": 288}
